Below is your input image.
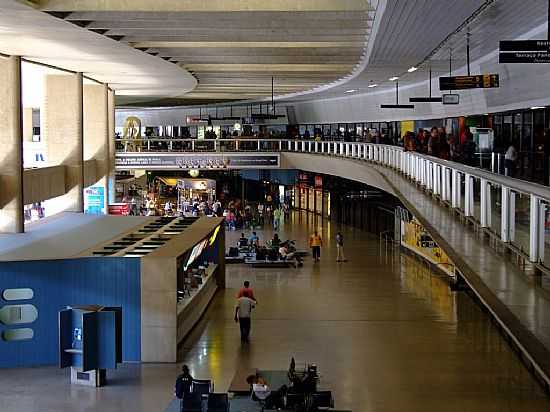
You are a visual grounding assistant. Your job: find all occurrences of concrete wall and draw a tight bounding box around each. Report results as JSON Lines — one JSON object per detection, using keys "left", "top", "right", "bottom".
{"left": 0, "top": 257, "right": 141, "bottom": 367}
{"left": 281, "top": 152, "right": 396, "bottom": 195}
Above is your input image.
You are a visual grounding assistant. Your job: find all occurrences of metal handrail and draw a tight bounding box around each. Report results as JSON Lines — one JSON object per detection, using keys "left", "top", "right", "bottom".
{"left": 115, "top": 137, "right": 550, "bottom": 202}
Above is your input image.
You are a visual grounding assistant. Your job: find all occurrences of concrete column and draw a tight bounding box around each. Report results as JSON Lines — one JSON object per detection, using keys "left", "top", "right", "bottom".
{"left": 43, "top": 72, "right": 83, "bottom": 213}
{"left": 83, "top": 83, "right": 109, "bottom": 213}
{"left": 107, "top": 88, "right": 116, "bottom": 205}
{"left": 0, "top": 56, "right": 23, "bottom": 233}
{"left": 22, "top": 107, "right": 33, "bottom": 142}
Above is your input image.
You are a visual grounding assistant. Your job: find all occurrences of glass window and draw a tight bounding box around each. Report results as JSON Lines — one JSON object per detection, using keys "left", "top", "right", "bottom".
{"left": 503, "top": 115, "right": 512, "bottom": 149}
{"left": 512, "top": 113, "right": 522, "bottom": 149}
{"left": 523, "top": 111, "right": 533, "bottom": 152}
{"left": 534, "top": 110, "right": 545, "bottom": 151}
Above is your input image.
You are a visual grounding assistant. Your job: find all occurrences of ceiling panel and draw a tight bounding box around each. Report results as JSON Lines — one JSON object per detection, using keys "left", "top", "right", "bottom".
{"left": 36, "top": 2, "right": 376, "bottom": 104}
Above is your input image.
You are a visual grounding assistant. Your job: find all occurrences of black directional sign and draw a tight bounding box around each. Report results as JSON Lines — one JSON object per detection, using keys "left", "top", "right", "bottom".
{"left": 439, "top": 74, "right": 499, "bottom": 90}
{"left": 500, "top": 40, "right": 550, "bottom": 51}
{"left": 499, "top": 52, "right": 550, "bottom": 63}
{"left": 499, "top": 40, "right": 550, "bottom": 63}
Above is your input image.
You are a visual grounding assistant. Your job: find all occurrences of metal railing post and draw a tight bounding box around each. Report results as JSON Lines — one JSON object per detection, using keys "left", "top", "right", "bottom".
{"left": 464, "top": 174, "right": 473, "bottom": 216}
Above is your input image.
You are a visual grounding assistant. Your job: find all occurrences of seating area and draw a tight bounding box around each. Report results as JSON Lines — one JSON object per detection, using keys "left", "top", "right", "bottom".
{"left": 226, "top": 237, "right": 307, "bottom": 269}
{"left": 165, "top": 359, "right": 342, "bottom": 412}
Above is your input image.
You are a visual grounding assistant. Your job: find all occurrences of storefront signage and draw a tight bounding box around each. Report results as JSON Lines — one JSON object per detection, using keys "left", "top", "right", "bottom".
{"left": 116, "top": 153, "right": 280, "bottom": 170}
{"left": 439, "top": 74, "right": 499, "bottom": 90}
{"left": 499, "top": 40, "right": 550, "bottom": 63}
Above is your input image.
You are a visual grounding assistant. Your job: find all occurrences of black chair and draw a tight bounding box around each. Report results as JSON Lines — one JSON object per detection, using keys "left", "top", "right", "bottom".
{"left": 192, "top": 379, "right": 213, "bottom": 397}
{"left": 181, "top": 392, "right": 203, "bottom": 412}
{"left": 310, "top": 391, "right": 334, "bottom": 411}
{"left": 207, "top": 393, "right": 229, "bottom": 412}
{"left": 285, "top": 392, "right": 305, "bottom": 412}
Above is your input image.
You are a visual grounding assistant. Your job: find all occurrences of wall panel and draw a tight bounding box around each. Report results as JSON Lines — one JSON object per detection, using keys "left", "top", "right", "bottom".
{"left": 0, "top": 257, "right": 141, "bottom": 368}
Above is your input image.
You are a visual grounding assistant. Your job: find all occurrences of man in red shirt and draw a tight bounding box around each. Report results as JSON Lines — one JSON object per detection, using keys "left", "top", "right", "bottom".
{"left": 237, "top": 281, "right": 256, "bottom": 302}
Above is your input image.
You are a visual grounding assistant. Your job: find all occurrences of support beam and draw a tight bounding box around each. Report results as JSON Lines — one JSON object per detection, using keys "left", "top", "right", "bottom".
{"left": 0, "top": 56, "right": 23, "bottom": 233}
{"left": 42, "top": 72, "right": 84, "bottom": 213}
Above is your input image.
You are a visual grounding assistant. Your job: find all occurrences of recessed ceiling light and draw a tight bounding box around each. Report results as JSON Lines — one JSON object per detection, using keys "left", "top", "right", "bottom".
{"left": 345, "top": 89, "right": 357, "bottom": 93}
{"left": 368, "top": 83, "right": 378, "bottom": 88}
{"left": 389, "top": 76, "right": 399, "bottom": 81}
{"left": 407, "top": 66, "right": 418, "bottom": 73}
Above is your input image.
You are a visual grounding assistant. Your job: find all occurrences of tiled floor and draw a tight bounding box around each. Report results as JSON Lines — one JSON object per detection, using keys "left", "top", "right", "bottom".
{"left": 1, "top": 215, "right": 549, "bottom": 412}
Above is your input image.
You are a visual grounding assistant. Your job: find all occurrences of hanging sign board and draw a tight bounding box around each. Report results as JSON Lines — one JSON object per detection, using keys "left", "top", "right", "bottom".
{"left": 439, "top": 74, "right": 499, "bottom": 90}
{"left": 500, "top": 40, "right": 550, "bottom": 51}
{"left": 499, "top": 40, "right": 550, "bottom": 63}
{"left": 442, "top": 94, "right": 460, "bottom": 105}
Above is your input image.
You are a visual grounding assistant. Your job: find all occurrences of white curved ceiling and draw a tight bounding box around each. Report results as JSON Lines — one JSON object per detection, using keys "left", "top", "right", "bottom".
{"left": 32, "top": 0, "right": 376, "bottom": 105}
{"left": 0, "top": 0, "right": 196, "bottom": 96}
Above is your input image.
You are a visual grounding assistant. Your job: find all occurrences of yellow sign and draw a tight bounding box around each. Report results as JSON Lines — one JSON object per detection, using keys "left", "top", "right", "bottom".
{"left": 401, "top": 218, "right": 455, "bottom": 276}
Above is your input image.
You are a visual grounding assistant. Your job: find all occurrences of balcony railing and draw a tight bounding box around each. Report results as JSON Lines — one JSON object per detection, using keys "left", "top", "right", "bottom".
{"left": 116, "top": 137, "right": 550, "bottom": 267}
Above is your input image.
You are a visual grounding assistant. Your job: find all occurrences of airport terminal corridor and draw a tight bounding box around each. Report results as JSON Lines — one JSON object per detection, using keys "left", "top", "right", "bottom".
{"left": 178, "top": 214, "right": 550, "bottom": 412}
{"left": 1, "top": 215, "right": 548, "bottom": 412}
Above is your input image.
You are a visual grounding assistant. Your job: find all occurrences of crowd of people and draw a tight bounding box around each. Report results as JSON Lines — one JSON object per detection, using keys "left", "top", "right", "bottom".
{"left": 402, "top": 126, "right": 477, "bottom": 166}
{"left": 224, "top": 201, "right": 290, "bottom": 231}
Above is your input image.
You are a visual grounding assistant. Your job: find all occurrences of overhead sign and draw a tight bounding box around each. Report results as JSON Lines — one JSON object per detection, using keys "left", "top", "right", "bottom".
{"left": 116, "top": 153, "right": 280, "bottom": 170}
{"left": 499, "top": 40, "right": 550, "bottom": 63}
{"left": 380, "top": 104, "right": 415, "bottom": 109}
{"left": 442, "top": 94, "right": 460, "bottom": 105}
{"left": 409, "top": 97, "right": 442, "bottom": 103}
{"left": 439, "top": 74, "right": 499, "bottom": 90}
{"left": 500, "top": 40, "right": 550, "bottom": 52}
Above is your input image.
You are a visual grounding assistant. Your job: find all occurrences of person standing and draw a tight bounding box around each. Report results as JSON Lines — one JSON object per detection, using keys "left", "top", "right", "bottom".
{"left": 309, "top": 230, "right": 323, "bottom": 262}
{"left": 235, "top": 290, "right": 256, "bottom": 343}
{"left": 174, "top": 364, "right": 193, "bottom": 400}
{"left": 273, "top": 207, "right": 281, "bottom": 230}
{"left": 505, "top": 144, "right": 518, "bottom": 177}
{"left": 336, "top": 232, "right": 346, "bottom": 262}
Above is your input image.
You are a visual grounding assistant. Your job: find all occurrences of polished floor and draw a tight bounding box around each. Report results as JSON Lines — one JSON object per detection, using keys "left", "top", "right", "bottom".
{"left": 1, "top": 214, "right": 549, "bottom": 412}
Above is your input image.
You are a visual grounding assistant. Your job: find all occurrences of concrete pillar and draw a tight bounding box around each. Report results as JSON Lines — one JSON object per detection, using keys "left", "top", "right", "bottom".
{"left": 42, "top": 72, "right": 84, "bottom": 213}
{"left": 108, "top": 88, "right": 116, "bottom": 205}
{"left": 83, "top": 83, "right": 109, "bottom": 213}
{"left": 22, "top": 107, "right": 33, "bottom": 142}
{"left": 0, "top": 56, "right": 23, "bottom": 233}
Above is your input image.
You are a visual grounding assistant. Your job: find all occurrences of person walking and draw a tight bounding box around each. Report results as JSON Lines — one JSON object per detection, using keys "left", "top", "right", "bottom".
{"left": 336, "top": 231, "right": 346, "bottom": 262}
{"left": 237, "top": 280, "right": 257, "bottom": 302}
{"left": 309, "top": 230, "right": 323, "bottom": 262}
{"left": 235, "top": 290, "right": 256, "bottom": 343}
{"left": 273, "top": 207, "right": 281, "bottom": 230}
